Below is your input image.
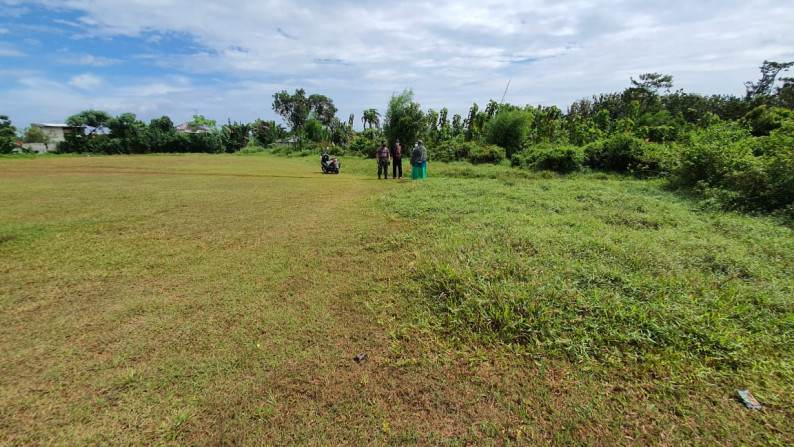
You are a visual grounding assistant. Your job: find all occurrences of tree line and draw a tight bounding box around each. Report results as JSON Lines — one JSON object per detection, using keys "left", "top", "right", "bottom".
{"left": 1, "top": 60, "right": 792, "bottom": 215}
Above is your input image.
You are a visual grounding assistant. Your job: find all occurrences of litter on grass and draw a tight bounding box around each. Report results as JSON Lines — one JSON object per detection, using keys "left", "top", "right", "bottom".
{"left": 736, "top": 389, "right": 762, "bottom": 410}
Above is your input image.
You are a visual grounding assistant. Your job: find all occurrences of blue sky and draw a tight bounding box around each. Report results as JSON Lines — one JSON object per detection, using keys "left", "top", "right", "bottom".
{"left": 1, "top": 0, "right": 792, "bottom": 132}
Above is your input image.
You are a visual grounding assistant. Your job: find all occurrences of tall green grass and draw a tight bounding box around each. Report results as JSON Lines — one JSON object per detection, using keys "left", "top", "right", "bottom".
{"left": 381, "top": 173, "right": 794, "bottom": 387}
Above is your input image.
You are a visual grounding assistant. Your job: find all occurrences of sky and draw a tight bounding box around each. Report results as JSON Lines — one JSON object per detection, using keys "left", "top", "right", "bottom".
{"left": 1, "top": 0, "right": 792, "bottom": 131}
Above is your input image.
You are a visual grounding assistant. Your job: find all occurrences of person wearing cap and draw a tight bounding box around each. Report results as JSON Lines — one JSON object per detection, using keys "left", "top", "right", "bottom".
{"left": 410, "top": 140, "right": 428, "bottom": 179}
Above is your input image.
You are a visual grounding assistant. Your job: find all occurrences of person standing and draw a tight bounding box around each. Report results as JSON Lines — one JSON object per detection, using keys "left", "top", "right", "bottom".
{"left": 377, "top": 140, "right": 390, "bottom": 179}
{"left": 392, "top": 139, "right": 403, "bottom": 179}
{"left": 410, "top": 140, "right": 428, "bottom": 179}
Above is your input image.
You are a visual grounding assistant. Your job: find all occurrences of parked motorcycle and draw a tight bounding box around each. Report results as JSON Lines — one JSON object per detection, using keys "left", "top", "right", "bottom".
{"left": 321, "top": 153, "right": 340, "bottom": 174}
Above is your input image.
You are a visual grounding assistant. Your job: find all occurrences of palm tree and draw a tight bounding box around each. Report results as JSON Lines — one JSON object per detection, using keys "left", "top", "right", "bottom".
{"left": 361, "top": 108, "right": 381, "bottom": 130}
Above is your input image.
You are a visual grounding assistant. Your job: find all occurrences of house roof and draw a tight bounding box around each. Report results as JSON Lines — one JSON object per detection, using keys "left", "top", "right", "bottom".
{"left": 175, "top": 122, "right": 211, "bottom": 133}
{"left": 32, "top": 123, "right": 84, "bottom": 128}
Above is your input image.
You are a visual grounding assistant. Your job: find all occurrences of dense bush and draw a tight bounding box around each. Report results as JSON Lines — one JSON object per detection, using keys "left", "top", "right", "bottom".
{"left": 221, "top": 121, "right": 251, "bottom": 153}
{"left": 428, "top": 140, "right": 456, "bottom": 162}
{"left": 741, "top": 105, "right": 794, "bottom": 137}
{"left": 57, "top": 128, "right": 223, "bottom": 154}
{"left": 348, "top": 134, "right": 379, "bottom": 158}
{"left": 428, "top": 139, "right": 504, "bottom": 164}
{"left": 467, "top": 143, "right": 506, "bottom": 164}
{"left": 672, "top": 122, "right": 753, "bottom": 187}
{"left": 584, "top": 133, "right": 646, "bottom": 172}
{"left": 1, "top": 115, "right": 19, "bottom": 154}
{"left": 484, "top": 109, "right": 533, "bottom": 158}
{"left": 635, "top": 142, "right": 682, "bottom": 175}
{"left": 673, "top": 121, "right": 794, "bottom": 213}
{"left": 512, "top": 144, "right": 585, "bottom": 173}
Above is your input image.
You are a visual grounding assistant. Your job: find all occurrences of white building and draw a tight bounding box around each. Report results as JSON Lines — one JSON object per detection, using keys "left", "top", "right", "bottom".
{"left": 26, "top": 123, "right": 84, "bottom": 153}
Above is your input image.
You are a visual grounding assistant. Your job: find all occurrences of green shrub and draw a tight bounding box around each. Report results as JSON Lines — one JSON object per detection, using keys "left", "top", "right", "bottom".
{"left": 428, "top": 140, "right": 456, "bottom": 162}
{"left": 742, "top": 105, "right": 794, "bottom": 137}
{"left": 348, "top": 135, "right": 378, "bottom": 158}
{"left": 635, "top": 142, "right": 682, "bottom": 176}
{"left": 236, "top": 141, "right": 270, "bottom": 154}
{"left": 584, "top": 133, "right": 645, "bottom": 172}
{"left": 484, "top": 109, "right": 533, "bottom": 157}
{"left": 673, "top": 122, "right": 753, "bottom": 188}
{"left": 467, "top": 144, "right": 506, "bottom": 164}
{"left": 673, "top": 120, "right": 794, "bottom": 212}
{"left": 512, "top": 144, "right": 584, "bottom": 173}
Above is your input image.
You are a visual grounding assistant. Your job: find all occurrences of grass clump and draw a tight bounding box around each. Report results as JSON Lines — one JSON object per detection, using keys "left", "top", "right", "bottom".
{"left": 381, "top": 175, "right": 794, "bottom": 383}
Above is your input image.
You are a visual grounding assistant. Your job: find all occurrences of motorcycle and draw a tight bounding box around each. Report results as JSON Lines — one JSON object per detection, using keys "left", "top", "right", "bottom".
{"left": 321, "top": 153, "right": 340, "bottom": 174}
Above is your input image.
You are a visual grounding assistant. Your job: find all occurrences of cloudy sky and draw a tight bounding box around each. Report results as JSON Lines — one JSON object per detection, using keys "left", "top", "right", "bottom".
{"left": 1, "top": 0, "right": 792, "bottom": 131}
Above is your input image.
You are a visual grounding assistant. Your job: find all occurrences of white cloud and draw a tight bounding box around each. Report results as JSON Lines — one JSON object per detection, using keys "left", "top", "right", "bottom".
{"left": 0, "top": 42, "right": 24, "bottom": 57}
{"left": 68, "top": 73, "right": 103, "bottom": 90}
{"left": 58, "top": 54, "right": 122, "bottom": 66}
{"left": 2, "top": 0, "right": 793, "bottom": 129}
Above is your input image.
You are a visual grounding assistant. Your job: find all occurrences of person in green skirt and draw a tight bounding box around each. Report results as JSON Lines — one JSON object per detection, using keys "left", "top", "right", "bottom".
{"left": 410, "top": 140, "right": 428, "bottom": 179}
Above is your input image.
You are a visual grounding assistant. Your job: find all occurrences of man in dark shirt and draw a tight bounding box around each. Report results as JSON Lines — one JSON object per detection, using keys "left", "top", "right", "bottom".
{"left": 377, "top": 140, "right": 390, "bottom": 179}
{"left": 392, "top": 139, "right": 403, "bottom": 179}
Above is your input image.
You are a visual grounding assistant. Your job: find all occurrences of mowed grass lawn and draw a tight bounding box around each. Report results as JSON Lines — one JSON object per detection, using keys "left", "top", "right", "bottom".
{"left": 1, "top": 154, "right": 792, "bottom": 445}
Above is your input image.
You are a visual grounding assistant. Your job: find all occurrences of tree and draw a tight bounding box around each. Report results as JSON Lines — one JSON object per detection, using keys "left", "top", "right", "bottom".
{"left": 329, "top": 117, "right": 352, "bottom": 147}
{"left": 149, "top": 116, "right": 175, "bottom": 133}
{"left": 485, "top": 109, "right": 533, "bottom": 157}
{"left": 361, "top": 108, "right": 380, "bottom": 130}
{"left": 383, "top": 89, "right": 424, "bottom": 151}
{"left": 304, "top": 117, "right": 326, "bottom": 142}
{"left": 465, "top": 103, "right": 479, "bottom": 141}
{"left": 22, "top": 126, "right": 52, "bottom": 151}
{"left": 452, "top": 113, "right": 463, "bottom": 136}
{"left": 252, "top": 119, "right": 285, "bottom": 146}
{"left": 484, "top": 100, "right": 500, "bottom": 120}
{"left": 273, "top": 88, "right": 310, "bottom": 131}
{"left": 107, "top": 113, "right": 146, "bottom": 153}
{"left": 424, "top": 108, "right": 439, "bottom": 141}
{"left": 221, "top": 120, "right": 251, "bottom": 152}
{"left": 630, "top": 73, "right": 674, "bottom": 94}
{"left": 66, "top": 109, "right": 112, "bottom": 134}
{"left": 0, "top": 114, "right": 17, "bottom": 154}
{"left": 272, "top": 89, "right": 338, "bottom": 132}
{"left": 308, "top": 94, "right": 337, "bottom": 127}
{"left": 745, "top": 60, "right": 794, "bottom": 101}
{"left": 773, "top": 77, "right": 794, "bottom": 109}
{"left": 188, "top": 114, "right": 216, "bottom": 132}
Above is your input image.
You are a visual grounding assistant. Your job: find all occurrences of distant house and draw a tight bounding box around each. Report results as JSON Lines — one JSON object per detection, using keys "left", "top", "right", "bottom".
{"left": 175, "top": 122, "right": 212, "bottom": 134}
{"left": 26, "top": 123, "right": 84, "bottom": 153}
{"left": 278, "top": 136, "right": 299, "bottom": 146}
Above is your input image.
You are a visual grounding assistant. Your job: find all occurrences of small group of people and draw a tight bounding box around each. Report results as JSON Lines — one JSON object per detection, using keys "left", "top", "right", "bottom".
{"left": 377, "top": 139, "right": 427, "bottom": 180}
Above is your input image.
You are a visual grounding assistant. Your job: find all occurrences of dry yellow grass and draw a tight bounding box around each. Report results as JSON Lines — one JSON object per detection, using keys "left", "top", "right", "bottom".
{"left": 2, "top": 154, "right": 792, "bottom": 446}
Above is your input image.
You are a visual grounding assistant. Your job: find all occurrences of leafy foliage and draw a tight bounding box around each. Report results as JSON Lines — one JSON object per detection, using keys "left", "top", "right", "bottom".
{"left": 65, "top": 109, "right": 112, "bottom": 133}
{"left": 512, "top": 144, "right": 585, "bottom": 173}
{"left": 57, "top": 112, "right": 223, "bottom": 154}
{"left": 484, "top": 109, "right": 533, "bottom": 158}
{"left": 383, "top": 89, "right": 424, "bottom": 150}
{"left": 272, "top": 89, "right": 338, "bottom": 132}
{"left": 467, "top": 143, "right": 506, "bottom": 164}
{"left": 221, "top": 121, "right": 251, "bottom": 153}
{"left": 22, "top": 126, "right": 52, "bottom": 149}
{"left": 0, "top": 114, "right": 17, "bottom": 154}
{"left": 251, "top": 119, "right": 285, "bottom": 146}
{"left": 584, "top": 133, "right": 646, "bottom": 172}
{"left": 673, "top": 120, "right": 794, "bottom": 214}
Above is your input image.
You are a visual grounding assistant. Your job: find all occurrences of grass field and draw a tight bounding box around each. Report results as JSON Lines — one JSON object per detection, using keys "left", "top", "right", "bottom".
{"left": 1, "top": 154, "right": 792, "bottom": 445}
